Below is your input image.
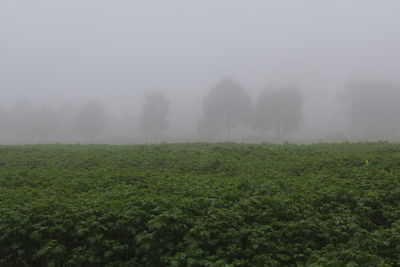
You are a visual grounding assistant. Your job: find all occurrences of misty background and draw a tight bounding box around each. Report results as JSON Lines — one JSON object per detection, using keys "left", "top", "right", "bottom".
{"left": 1, "top": 0, "right": 400, "bottom": 144}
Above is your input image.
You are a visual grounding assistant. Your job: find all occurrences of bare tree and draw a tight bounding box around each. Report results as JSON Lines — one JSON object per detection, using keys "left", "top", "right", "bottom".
{"left": 139, "top": 92, "right": 170, "bottom": 140}
{"left": 201, "top": 77, "right": 252, "bottom": 140}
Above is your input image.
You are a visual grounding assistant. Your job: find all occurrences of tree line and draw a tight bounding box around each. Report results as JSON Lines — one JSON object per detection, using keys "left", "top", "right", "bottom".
{"left": 199, "top": 77, "right": 303, "bottom": 140}
{"left": 0, "top": 78, "right": 399, "bottom": 143}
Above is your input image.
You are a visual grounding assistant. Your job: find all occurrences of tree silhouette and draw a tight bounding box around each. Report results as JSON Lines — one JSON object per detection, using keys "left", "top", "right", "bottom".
{"left": 253, "top": 87, "right": 303, "bottom": 139}
{"left": 201, "top": 77, "right": 252, "bottom": 139}
{"left": 343, "top": 81, "right": 400, "bottom": 140}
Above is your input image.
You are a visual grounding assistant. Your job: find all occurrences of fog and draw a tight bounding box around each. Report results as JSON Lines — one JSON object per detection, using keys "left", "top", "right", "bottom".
{"left": 1, "top": 0, "right": 400, "bottom": 144}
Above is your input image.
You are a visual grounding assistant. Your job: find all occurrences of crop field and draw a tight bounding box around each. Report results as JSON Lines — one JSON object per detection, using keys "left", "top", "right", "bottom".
{"left": 0, "top": 143, "right": 400, "bottom": 266}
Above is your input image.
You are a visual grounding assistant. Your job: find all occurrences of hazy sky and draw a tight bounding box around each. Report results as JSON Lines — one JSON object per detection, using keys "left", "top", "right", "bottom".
{"left": 2, "top": 0, "right": 400, "bottom": 135}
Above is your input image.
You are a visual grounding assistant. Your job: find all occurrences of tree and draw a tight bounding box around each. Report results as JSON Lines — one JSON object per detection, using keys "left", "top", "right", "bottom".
{"left": 139, "top": 92, "right": 170, "bottom": 139}
{"left": 343, "top": 81, "right": 400, "bottom": 140}
{"left": 76, "top": 101, "right": 106, "bottom": 140}
{"left": 201, "top": 77, "right": 252, "bottom": 139}
{"left": 253, "top": 87, "right": 303, "bottom": 139}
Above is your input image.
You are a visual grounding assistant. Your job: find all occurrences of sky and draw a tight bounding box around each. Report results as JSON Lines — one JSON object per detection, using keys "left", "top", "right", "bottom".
{"left": 1, "top": 0, "right": 400, "bottom": 138}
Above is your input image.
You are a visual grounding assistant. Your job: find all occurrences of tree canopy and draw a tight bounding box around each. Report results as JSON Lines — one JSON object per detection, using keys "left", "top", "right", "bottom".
{"left": 201, "top": 77, "right": 252, "bottom": 139}
{"left": 343, "top": 80, "right": 400, "bottom": 140}
{"left": 253, "top": 87, "right": 303, "bottom": 139}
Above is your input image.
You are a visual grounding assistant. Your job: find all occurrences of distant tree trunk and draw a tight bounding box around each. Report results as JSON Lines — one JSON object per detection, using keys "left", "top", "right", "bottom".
{"left": 224, "top": 117, "right": 232, "bottom": 141}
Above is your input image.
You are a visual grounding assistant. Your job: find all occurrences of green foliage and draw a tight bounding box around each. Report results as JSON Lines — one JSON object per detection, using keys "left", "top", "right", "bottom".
{"left": 0, "top": 143, "right": 399, "bottom": 266}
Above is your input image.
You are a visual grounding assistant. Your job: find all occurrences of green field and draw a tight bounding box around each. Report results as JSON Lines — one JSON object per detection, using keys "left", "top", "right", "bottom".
{"left": 1, "top": 143, "right": 400, "bottom": 266}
